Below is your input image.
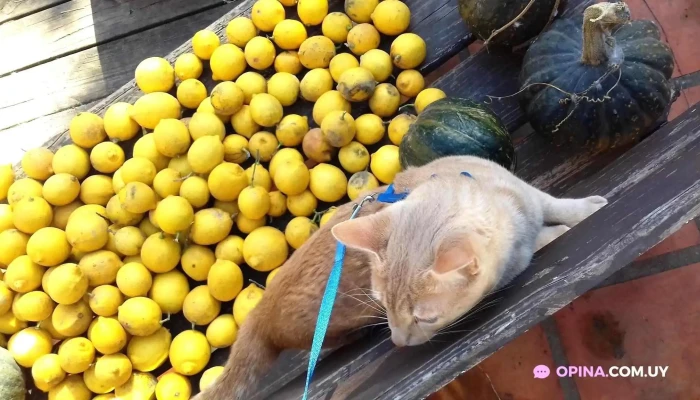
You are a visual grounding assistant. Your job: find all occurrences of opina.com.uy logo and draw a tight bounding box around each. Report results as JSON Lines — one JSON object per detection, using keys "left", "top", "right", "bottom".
{"left": 533, "top": 365, "right": 669, "bottom": 379}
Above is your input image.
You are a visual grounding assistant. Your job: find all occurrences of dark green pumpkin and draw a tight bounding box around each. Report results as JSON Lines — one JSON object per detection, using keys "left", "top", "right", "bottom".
{"left": 519, "top": 2, "right": 676, "bottom": 149}
{"left": 399, "top": 98, "right": 516, "bottom": 171}
{"left": 458, "top": 0, "right": 559, "bottom": 47}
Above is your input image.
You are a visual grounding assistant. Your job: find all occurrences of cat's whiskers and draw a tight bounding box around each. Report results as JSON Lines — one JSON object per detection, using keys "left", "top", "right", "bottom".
{"left": 340, "top": 293, "right": 387, "bottom": 315}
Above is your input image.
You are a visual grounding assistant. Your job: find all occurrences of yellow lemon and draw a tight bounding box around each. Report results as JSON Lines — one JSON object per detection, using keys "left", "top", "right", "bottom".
{"left": 48, "top": 375, "right": 92, "bottom": 400}
{"left": 0, "top": 164, "right": 14, "bottom": 202}
{"left": 0, "top": 230, "right": 30, "bottom": 268}
{"left": 154, "top": 196, "right": 194, "bottom": 235}
{"left": 135, "top": 57, "right": 175, "bottom": 93}
{"left": 0, "top": 203, "right": 12, "bottom": 231}
{"left": 279, "top": 0, "right": 297, "bottom": 5}
{"left": 131, "top": 92, "right": 182, "bottom": 129}
{"left": 12, "top": 291, "right": 54, "bottom": 322}
{"left": 190, "top": 208, "right": 233, "bottom": 246}
{"left": 338, "top": 66, "right": 376, "bottom": 102}
{"left": 236, "top": 72, "right": 268, "bottom": 105}
{"left": 13, "top": 196, "right": 52, "bottom": 234}
{"left": 391, "top": 33, "right": 427, "bottom": 69}
{"left": 115, "top": 372, "right": 158, "bottom": 399}
{"left": 45, "top": 262, "right": 88, "bottom": 304}
{"left": 200, "top": 366, "right": 225, "bottom": 391}
{"left": 118, "top": 297, "right": 162, "bottom": 336}
{"left": 152, "top": 168, "right": 182, "bottom": 199}
{"left": 119, "top": 182, "right": 157, "bottom": 214}
{"left": 312, "top": 90, "right": 351, "bottom": 125}
{"left": 189, "top": 111, "right": 226, "bottom": 141}
{"left": 65, "top": 208, "right": 109, "bottom": 252}
{"left": 209, "top": 162, "right": 249, "bottom": 202}
{"left": 339, "top": 141, "right": 370, "bottom": 173}
{"left": 267, "top": 72, "right": 300, "bottom": 106}
{"left": 95, "top": 353, "right": 132, "bottom": 388}
{"left": 273, "top": 19, "right": 307, "bottom": 50}
{"left": 0, "top": 313, "right": 27, "bottom": 335}
{"left": 88, "top": 316, "right": 127, "bottom": 355}
{"left": 149, "top": 270, "right": 190, "bottom": 314}
{"left": 84, "top": 361, "right": 116, "bottom": 394}
{"left": 0, "top": 281, "right": 13, "bottom": 315}
{"left": 79, "top": 175, "right": 114, "bottom": 206}
{"left": 300, "top": 68, "right": 333, "bottom": 101}
{"left": 88, "top": 285, "right": 124, "bottom": 317}
{"left": 208, "top": 259, "right": 244, "bottom": 302}
{"left": 211, "top": 81, "right": 245, "bottom": 115}
{"left": 192, "top": 30, "right": 220, "bottom": 60}
{"left": 7, "top": 178, "right": 43, "bottom": 207}
{"left": 51, "top": 201, "right": 83, "bottom": 230}
{"left": 134, "top": 133, "right": 170, "bottom": 171}
{"left": 32, "top": 353, "right": 65, "bottom": 392}
{"left": 4, "top": 254, "right": 43, "bottom": 293}
{"left": 286, "top": 189, "right": 318, "bottom": 217}
{"left": 127, "top": 327, "right": 171, "bottom": 372}
{"left": 321, "top": 110, "right": 356, "bottom": 147}
{"left": 355, "top": 114, "right": 386, "bottom": 145}
{"left": 415, "top": 88, "right": 447, "bottom": 113}
{"left": 8, "top": 327, "right": 53, "bottom": 368}
{"left": 106, "top": 195, "right": 143, "bottom": 226}
{"left": 197, "top": 96, "right": 230, "bottom": 123}
{"left": 174, "top": 52, "right": 203, "bottom": 80}
{"left": 206, "top": 314, "right": 238, "bottom": 349}
{"left": 347, "top": 23, "right": 380, "bottom": 55}
{"left": 251, "top": 0, "right": 285, "bottom": 32}
{"left": 396, "top": 69, "right": 425, "bottom": 97}
{"left": 139, "top": 218, "right": 159, "bottom": 237}
{"left": 269, "top": 148, "right": 304, "bottom": 178}
{"left": 223, "top": 134, "right": 251, "bottom": 164}
{"left": 243, "top": 227, "right": 288, "bottom": 272}
{"left": 246, "top": 163, "right": 272, "bottom": 191}
{"left": 248, "top": 131, "right": 279, "bottom": 162}
{"left": 233, "top": 284, "right": 265, "bottom": 326}
{"left": 210, "top": 43, "right": 247, "bottom": 82}
{"left": 181, "top": 245, "right": 216, "bottom": 281}
{"left": 226, "top": 17, "right": 257, "bottom": 47}
{"left": 298, "top": 35, "right": 335, "bottom": 68}
{"left": 230, "top": 106, "right": 261, "bottom": 140}
{"left": 319, "top": 206, "right": 337, "bottom": 227}
{"left": 276, "top": 114, "right": 309, "bottom": 147}
{"left": 236, "top": 213, "right": 266, "bottom": 234}
{"left": 37, "top": 316, "right": 64, "bottom": 340}
{"left": 27, "top": 227, "right": 71, "bottom": 267}
{"left": 90, "top": 141, "right": 125, "bottom": 173}
{"left": 345, "top": 0, "right": 378, "bottom": 23}
{"left": 215, "top": 235, "right": 245, "bottom": 265}
{"left": 141, "top": 233, "right": 181, "bottom": 273}
{"left": 360, "top": 49, "right": 393, "bottom": 82}
{"left": 388, "top": 113, "right": 417, "bottom": 145}
{"left": 69, "top": 112, "right": 107, "bottom": 149}
{"left": 52, "top": 299, "right": 93, "bottom": 337}
{"left": 176, "top": 78, "right": 208, "bottom": 109}
{"left": 183, "top": 285, "right": 220, "bottom": 326}
{"left": 330, "top": 53, "right": 360, "bottom": 83}
{"left": 274, "top": 50, "right": 303, "bottom": 74}
{"left": 371, "top": 0, "right": 410, "bottom": 35}
{"left": 116, "top": 262, "right": 153, "bottom": 297}
{"left": 297, "top": 0, "right": 328, "bottom": 26}
{"left": 58, "top": 337, "right": 95, "bottom": 373}
{"left": 169, "top": 330, "right": 210, "bottom": 376}
{"left": 310, "top": 163, "right": 348, "bottom": 202}
{"left": 266, "top": 267, "right": 281, "bottom": 286}
{"left": 188, "top": 136, "right": 225, "bottom": 175}
{"left": 369, "top": 82, "right": 401, "bottom": 117}
{"left": 168, "top": 156, "right": 192, "bottom": 177}
{"left": 104, "top": 102, "right": 141, "bottom": 142}
{"left": 273, "top": 160, "right": 310, "bottom": 196}
{"left": 155, "top": 372, "right": 192, "bottom": 400}
{"left": 238, "top": 185, "right": 270, "bottom": 220}
{"left": 322, "top": 12, "right": 353, "bottom": 43}
{"left": 371, "top": 144, "right": 401, "bottom": 184}
{"left": 21, "top": 147, "right": 54, "bottom": 181}
{"left": 347, "top": 170, "right": 380, "bottom": 200}
{"left": 285, "top": 216, "right": 319, "bottom": 249}
{"left": 249, "top": 93, "right": 283, "bottom": 128}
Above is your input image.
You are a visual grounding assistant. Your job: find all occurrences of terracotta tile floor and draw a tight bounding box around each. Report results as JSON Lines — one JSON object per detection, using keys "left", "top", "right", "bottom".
{"left": 431, "top": 1, "right": 700, "bottom": 399}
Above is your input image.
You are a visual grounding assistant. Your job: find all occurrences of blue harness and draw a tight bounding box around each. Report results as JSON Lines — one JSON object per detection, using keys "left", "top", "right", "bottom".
{"left": 302, "top": 173, "right": 473, "bottom": 399}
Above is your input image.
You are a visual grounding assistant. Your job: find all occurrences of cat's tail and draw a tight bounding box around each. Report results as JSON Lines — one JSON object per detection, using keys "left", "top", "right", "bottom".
{"left": 194, "top": 313, "right": 280, "bottom": 400}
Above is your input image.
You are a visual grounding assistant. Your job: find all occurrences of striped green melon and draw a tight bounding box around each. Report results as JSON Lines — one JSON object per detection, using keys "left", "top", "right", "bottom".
{"left": 0, "top": 347, "right": 25, "bottom": 400}
{"left": 399, "top": 98, "right": 516, "bottom": 171}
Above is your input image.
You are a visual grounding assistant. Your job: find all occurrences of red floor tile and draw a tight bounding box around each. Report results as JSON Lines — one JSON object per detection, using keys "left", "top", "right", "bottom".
{"left": 429, "top": 324, "right": 564, "bottom": 400}
{"left": 636, "top": 221, "right": 700, "bottom": 261}
{"left": 553, "top": 263, "right": 700, "bottom": 400}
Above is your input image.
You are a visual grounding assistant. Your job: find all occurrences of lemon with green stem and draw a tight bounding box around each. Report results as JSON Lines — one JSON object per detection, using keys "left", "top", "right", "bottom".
{"left": 238, "top": 162, "right": 271, "bottom": 220}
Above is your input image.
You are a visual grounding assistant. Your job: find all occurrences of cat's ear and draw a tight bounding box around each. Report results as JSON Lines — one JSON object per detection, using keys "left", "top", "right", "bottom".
{"left": 432, "top": 240, "right": 479, "bottom": 277}
{"left": 331, "top": 213, "right": 389, "bottom": 257}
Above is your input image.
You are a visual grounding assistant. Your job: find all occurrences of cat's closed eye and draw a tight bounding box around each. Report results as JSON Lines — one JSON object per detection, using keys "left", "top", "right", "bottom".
{"left": 414, "top": 316, "right": 438, "bottom": 324}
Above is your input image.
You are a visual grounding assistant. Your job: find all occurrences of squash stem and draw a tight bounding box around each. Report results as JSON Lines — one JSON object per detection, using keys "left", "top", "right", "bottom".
{"left": 580, "top": 2, "right": 631, "bottom": 66}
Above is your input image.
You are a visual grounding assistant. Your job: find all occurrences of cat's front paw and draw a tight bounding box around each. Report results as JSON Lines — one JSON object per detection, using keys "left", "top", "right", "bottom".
{"left": 579, "top": 195, "right": 608, "bottom": 220}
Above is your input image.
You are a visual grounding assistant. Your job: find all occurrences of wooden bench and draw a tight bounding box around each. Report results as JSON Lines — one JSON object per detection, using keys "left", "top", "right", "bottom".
{"left": 6, "top": 0, "right": 699, "bottom": 398}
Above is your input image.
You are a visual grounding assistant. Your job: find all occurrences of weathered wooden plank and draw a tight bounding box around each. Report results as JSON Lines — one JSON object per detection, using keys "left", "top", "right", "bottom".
{"left": 0, "top": 3, "right": 235, "bottom": 135}
{"left": 266, "top": 102, "right": 700, "bottom": 400}
{"left": 0, "top": 0, "right": 66, "bottom": 23}
{"left": 18, "top": 0, "right": 470, "bottom": 157}
{"left": 0, "top": 0, "right": 225, "bottom": 75}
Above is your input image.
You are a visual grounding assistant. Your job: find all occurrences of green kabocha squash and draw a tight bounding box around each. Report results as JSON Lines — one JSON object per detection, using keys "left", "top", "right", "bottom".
{"left": 458, "top": 0, "right": 559, "bottom": 47}
{"left": 0, "top": 347, "right": 25, "bottom": 400}
{"left": 519, "top": 2, "right": 676, "bottom": 149}
{"left": 399, "top": 97, "right": 515, "bottom": 171}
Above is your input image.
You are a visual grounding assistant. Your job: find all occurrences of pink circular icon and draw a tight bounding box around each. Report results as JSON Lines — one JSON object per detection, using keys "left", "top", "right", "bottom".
{"left": 533, "top": 365, "right": 551, "bottom": 379}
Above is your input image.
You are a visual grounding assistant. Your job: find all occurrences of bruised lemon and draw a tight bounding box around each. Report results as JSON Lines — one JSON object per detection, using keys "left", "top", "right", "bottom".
{"left": 298, "top": 36, "right": 335, "bottom": 69}
{"left": 52, "top": 300, "right": 93, "bottom": 338}
{"left": 7, "top": 177, "right": 44, "bottom": 205}
{"left": 369, "top": 83, "right": 401, "bottom": 117}
{"left": 338, "top": 67, "right": 376, "bottom": 102}
{"left": 347, "top": 24, "right": 380, "bottom": 56}
{"left": 347, "top": 170, "right": 380, "bottom": 200}
{"left": 211, "top": 81, "right": 245, "bottom": 115}
{"left": 135, "top": 57, "right": 175, "bottom": 94}
{"left": 321, "top": 110, "right": 356, "bottom": 147}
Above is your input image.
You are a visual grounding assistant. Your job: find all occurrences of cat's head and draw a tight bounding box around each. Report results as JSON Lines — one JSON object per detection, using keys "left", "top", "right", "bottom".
{"left": 332, "top": 179, "right": 496, "bottom": 347}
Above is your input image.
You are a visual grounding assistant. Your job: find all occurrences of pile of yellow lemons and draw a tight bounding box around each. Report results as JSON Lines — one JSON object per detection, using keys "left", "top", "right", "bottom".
{"left": 0, "top": 0, "right": 448, "bottom": 398}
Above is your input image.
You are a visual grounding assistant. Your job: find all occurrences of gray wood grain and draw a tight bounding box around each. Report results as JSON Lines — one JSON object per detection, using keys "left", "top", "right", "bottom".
{"left": 0, "top": 0, "right": 66, "bottom": 23}
{"left": 0, "top": 0, "right": 224, "bottom": 75}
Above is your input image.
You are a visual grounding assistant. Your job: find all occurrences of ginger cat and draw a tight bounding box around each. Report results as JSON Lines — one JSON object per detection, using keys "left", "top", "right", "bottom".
{"left": 194, "top": 156, "right": 607, "bottom": 399}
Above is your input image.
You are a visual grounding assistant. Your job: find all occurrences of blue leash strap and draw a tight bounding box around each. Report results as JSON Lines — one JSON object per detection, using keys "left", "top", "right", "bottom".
{"left": 302, "top": 195, "right": 374, "bottom": 400}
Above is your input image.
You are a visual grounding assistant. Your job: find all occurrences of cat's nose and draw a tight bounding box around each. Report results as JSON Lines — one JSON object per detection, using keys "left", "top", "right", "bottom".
{"left": 391, "top": 330, "right": 410, "bottom": 347}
